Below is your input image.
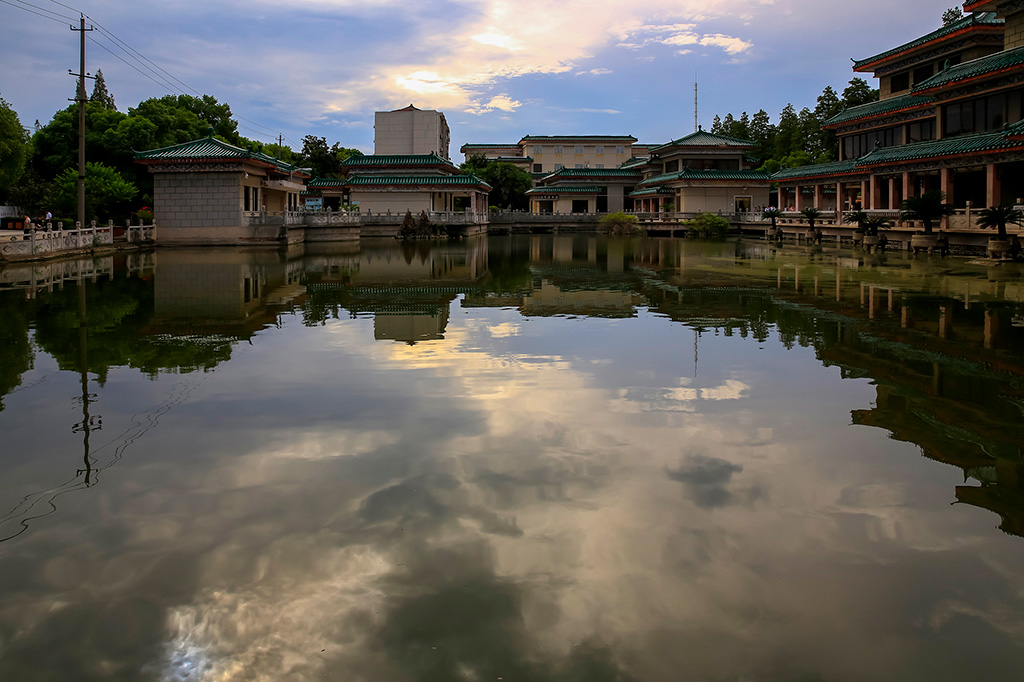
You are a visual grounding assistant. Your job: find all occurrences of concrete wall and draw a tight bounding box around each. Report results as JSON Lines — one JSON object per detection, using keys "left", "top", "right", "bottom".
{"left": 155, "top": 172, "right": 242, "bottom": 229}
{"left": 676, "top": 187, "right": 770, "bottom": 214}
{"left": 1005, "top": 10, "right": 1024, "bottom": 50}
{"left": 374, "top": 109, "right": 451, "bottom": 159}
{"left": 351, "top": 190, "right": 433, "bottom": 214}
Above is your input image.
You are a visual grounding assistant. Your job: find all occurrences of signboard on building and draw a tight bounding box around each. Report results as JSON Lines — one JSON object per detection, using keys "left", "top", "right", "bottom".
{"left": 304, "top": 197, "right": 322, "bottom": 211}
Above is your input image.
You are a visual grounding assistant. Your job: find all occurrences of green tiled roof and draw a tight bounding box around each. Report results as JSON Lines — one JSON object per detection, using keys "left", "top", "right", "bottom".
{"left": 824, "top": 93, "right": 935, "bottom": 127}
{"left": 520, "top": 135, "right": 637, "bottom": 142}
{"left": 341, "top": 153, "right": 455, "bottom": 168}
{"left": 494, "top": 156, "right": 532, "bottom": 162}
{"left": 639, "top": 168, "right": 769, "bottom": 185}
{"left": 912, "top": 45, "right": 1024, "bottom": 92}
{"left": 772, "top": 159, "right": 860, "bottom": 181}
{"left": 618, "top": 156, "right": 650, "bottom": 169}
{"left": 539, "top": 167, "right": 642, "bottom": 180}
{"left": 525, "top": 185, "right": 603, "bottom": 195}
{"left": 650, "top": 130, "right": 755, "bottom": 151}
{"left": 308, "top": 178, "right": 347, "bottom": 188}
{"left": 460, "top": 143, "right": 520, "bottom": 149}
{"left": 853, "top": 12, "right": 1002, "bottom": 69}
{"left": 855, "top": 128, "right": 1023, "bottom": 165}
{"left": 135, "top": 135, "right": 305, "bottom": 175}
{"left": 628, "top": 187, "right": 673, "bottom": 197}
{"left": 346, "top": 173, "right": 491, "bottom": 189}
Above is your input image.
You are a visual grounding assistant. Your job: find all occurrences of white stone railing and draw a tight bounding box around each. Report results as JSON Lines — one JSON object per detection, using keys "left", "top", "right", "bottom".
{"left": 1, "top": 222, "right": 113, "bottom": 260}
{"left": 126, "top": 222, "right": 156, "bottom": 243}
{"left": 0, "top": 255, "right": 114, "bottom": 288}
{"left": 246, "top": 210, "right": 490, "bottom": 227}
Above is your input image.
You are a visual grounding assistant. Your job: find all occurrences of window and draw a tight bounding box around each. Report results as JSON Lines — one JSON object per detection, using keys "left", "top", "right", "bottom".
{"left": 533, "top": 163, "right": 542, "bottom": 172}
{"left": 576, "top": 163, "right": 586, "bottom": 168}
{"left": 596, "top": 164, "right": 604, "bottom": 169}
{"left": 907, "top": 119, "right": 936, "bottom": 143}
{"left": 596, "top": 145, "right": 605, "bottom": 154}
{"left": 554, "top": 163, "right": 564, "bottom": 170}
{"left": 890, "top": 73, "right": 910, "bottom": 93}
{"left": 912, "top": 63, "right": 934, "bottom": 85}
{"left": 575, "top": 145, "right": 585, "bottom": 153}
{"left": 841, "top": 125, "right": 903, "bottom": 159}
{"left": 616, "top": 146, "right": 625, "bottom": 154}
{"left": 943, "top": 93, "right": 1006, "bottom": 137}
{"left": 665, "top": 160, "right": 679, "bottom": 173}
{"left": 554, "top": 145, "right": 563, "bottom": 154}
{"left": 533, "top": 145, "right": 542, "bottom": 153}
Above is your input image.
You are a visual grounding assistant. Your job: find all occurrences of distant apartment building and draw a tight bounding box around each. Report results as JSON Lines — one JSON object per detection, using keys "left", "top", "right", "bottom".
{"left": 460, "top": 135, "right": 641, "bottom": 176}
{"left": 374, "top": 105, "right": 451, "bottom": 160}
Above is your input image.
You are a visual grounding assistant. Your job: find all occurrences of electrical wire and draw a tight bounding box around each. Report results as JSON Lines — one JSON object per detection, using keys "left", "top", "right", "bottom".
{"left": 0, "top": 0, "right": 71, "bottom": 23}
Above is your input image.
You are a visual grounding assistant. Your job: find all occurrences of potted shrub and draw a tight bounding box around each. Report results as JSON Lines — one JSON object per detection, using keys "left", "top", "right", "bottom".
{"left": 976, "top": 204, "right": 1022, "bottom": 259}
{"left": 800, "top": 206, "right": 823, "bottom": 243}
{"left": 762, "top": 207, "right": 781, "bottom": 241}
{"left": 843, "top": 209, "right": 869, "bottom": 246}
{"left": 862, "top": 215, "right": 890, "bottom": 252}
{"left": 900, "top": 190, "right": 954, "bottom": 253}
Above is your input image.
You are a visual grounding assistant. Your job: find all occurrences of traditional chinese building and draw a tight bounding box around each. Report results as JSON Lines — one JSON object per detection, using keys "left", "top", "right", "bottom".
{"left": 774, "top": 4, "right": 1024, "bottom": 218}
{"left": 135, "top": 134, "right": 308, "bottom": 244}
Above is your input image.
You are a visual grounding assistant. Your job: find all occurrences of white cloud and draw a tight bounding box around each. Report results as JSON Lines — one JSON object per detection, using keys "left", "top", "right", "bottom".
{"left": 576, "top": 67, "right": 614, "bottom": 76}
{"left": 465, "top": 94, "right": 523, "bottom": 115}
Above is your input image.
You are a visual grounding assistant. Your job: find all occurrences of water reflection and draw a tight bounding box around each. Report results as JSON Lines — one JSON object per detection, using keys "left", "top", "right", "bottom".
{"left": 1, "top": 237, "right": 1024, "bottom": 680}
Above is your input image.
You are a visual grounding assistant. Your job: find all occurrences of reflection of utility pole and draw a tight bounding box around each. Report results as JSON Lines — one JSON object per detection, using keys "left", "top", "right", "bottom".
{"left": 72, "top": 277, "right": 100, "bottom": 485}
{"left": 69, "top": 14, "right": 94, "bottom": 228}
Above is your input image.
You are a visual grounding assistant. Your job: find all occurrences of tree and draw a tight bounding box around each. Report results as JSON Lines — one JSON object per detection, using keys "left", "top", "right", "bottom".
{"left": 942, "top": 7, "right": 964, "bottom": 26}
{"left": 800, "top": 206, "right": 822, "bottom": 231}
{"left": 899, "top": 190, "right": 954, "bottom": 234}
{"left": 299, "top": 135, "right": 360, "bottom": 178}
{"left": 977, "top": 204, "right": 1023, "bottom": 239}
{"left": 0, "top": 96, "right": 30, "bottom": 201}
{"left": 90, "top": 69, "right": 116, "bottom": 111}
{"left": 814, "top": 86, "right": 844, "bottom": 162}
{"left": 599, "top": 211, "right": 642, "bottom": 235}
{"left": 48, "top": 161, "right": 138, "bottom": 223}
{"left": 749, "top": 109, "right": 775, "bottom": 163}
{"left": 842, "top": 78, "right": 879, "bottom": 108}
{"left": 460, "top": 154, "right": 532, "bottom": 210}
{"left": 710, "top": 115, "right": 723, "bottom": 134}
{"left": 774, "top": 104, "right": 800, "bottom": 159}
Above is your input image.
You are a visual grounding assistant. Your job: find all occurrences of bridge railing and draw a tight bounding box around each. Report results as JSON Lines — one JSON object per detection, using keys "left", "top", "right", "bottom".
{"left": 1, "top": 222, "right": 115, "bottom": 260}
{"left": 247, "top": 210, "right": 489, "bottom": 227}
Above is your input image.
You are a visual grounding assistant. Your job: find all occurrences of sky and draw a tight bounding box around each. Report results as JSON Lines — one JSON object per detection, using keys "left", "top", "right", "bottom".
{"left": 1, "top": 0, "right": 962, "bottom": 158}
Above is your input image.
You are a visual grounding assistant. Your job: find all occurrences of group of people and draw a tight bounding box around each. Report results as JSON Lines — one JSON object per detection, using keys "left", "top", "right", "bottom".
{"left": 22, "top": 212, "right": 54, "bottom": 230}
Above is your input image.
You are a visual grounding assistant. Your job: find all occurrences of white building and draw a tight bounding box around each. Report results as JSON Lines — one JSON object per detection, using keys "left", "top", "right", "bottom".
{"left": 374, "top": 104, "right": 451, "bottom": 160}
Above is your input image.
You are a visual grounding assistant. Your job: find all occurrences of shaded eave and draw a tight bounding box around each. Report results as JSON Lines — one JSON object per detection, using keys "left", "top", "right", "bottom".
{"left": 519, "top": 135, "right": 637, "bottom": 143}
{"left": 525, "top": 185, "right": 603, "bottom": 195}
{"left": 852, "top": 12, "right": 1003, "bottom": 72}
{"left": 649, "top": 130, "right": 756, "bottom": 152}
{"left": 638, "top": 169, "right": 770, "bottom": 186}
{"left": 345, "top": 173, "right": 492, "bottom": 190}
{"left": 822, "top": 94, "right": 935, "bottom": 129}
{"left": 911, "top": 45, "right": 1024, "bottom": 94}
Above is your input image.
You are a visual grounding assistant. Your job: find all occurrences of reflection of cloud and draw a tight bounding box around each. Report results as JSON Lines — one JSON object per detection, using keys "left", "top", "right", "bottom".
{"left": 667, "top": 451, "right": 744, "bottom": 508}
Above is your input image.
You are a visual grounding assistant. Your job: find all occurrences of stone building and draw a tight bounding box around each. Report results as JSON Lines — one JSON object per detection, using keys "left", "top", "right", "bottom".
{"left": 135, "top": 134, "right": 308, "bottom": 244}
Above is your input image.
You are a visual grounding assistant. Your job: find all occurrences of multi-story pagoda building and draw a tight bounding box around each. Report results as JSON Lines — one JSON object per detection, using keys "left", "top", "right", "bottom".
{"left": 774, "top": 3, "right": 1024, "bottom": 219}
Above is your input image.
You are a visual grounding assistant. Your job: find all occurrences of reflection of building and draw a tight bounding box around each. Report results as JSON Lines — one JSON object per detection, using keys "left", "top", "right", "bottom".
{"left": 374, "top": 104, "right": 451, "bottom": 160}
{"left": 775, "top": 5, "right": 1024, "bottom": 216}
{"left": 135, "top": 134, "right": 308, "bottom": 245}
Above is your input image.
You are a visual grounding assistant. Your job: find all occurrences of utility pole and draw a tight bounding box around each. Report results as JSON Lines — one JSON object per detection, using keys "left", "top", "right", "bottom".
{"left": 694, "top": 70, "right": 699, "bottom": 133}
{"left": 69, "top": 14, "right": 94, "bottom": 229}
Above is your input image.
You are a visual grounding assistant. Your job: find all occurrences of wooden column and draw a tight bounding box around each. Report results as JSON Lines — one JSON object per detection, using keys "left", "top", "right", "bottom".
{"left": 888, "top": 177, "right": 898, "bottom": 209}
{"left": 814, "top": 184, "right": 824, "bottom": 210}
{"left": 860, "top": 180, "right": 869, "bottom": 209}
{"left": 987, "top": 163, "right": 1001, "bottom": 207}
{"left": 795, "top": 185, "right": 803, "bottom": 212}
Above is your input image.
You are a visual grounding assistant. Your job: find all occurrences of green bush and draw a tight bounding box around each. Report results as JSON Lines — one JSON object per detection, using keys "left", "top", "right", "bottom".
{"left": 599, "top": 211, "right": 644, "bottom": 236}
{"left": 689, "top": 212, "right": 730, "bottom": 240}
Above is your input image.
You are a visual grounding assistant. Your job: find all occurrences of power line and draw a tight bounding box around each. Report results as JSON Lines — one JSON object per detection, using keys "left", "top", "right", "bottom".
{"left": 18, "top": 0, "right": 299, "bottom": 147}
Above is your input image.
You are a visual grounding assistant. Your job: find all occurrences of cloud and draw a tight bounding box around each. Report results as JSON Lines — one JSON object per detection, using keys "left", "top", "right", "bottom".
{"left": 576, "top": 68, "right": 613, "bottom": 76}
{"left": 464, "top": 94, "right": 523, "bottom": 115}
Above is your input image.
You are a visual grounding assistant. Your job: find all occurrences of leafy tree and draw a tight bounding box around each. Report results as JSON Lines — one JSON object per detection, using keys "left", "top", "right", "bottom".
{"left": 800, "top": 206, "right": 822, "bottom": 230}
{"left": 842, "top": 78, "right": 878, "bottom": 108}
{"left": 749, "top": 109, "right": 775, "bottom": 163}
{"left": 814, "top": 86, "right": 843, "bottom": 162}
{"left": 774, "top": 104, "right": 800, "bottom": 159}
{"left": 710, "top": 115, "right": 723, "bottom": 134}
{"left": 90, "top": 69, "right": 116, "bottom": 111}
{"left": 48, "top": 161, "right": 138, "bottom": 223}
{"left": 977, "top": 204, "right": 1023, "bottom": 239}
{"left": 942, "top": 7, "right": 963, "bottom": 26}
{"left": 0, "top": 96, "right": 30, "bottom": 202}
{"left": 599, "top": 211, "right": 642, "bottom": 235}
{"left": 899, "top": 190, "right": 954, "bottom": 234}
{"left": 460, "top": 154, "right": 532, "bottom": 210}
{"left": 300, "top": 135, "right": 360, "bottom": 178}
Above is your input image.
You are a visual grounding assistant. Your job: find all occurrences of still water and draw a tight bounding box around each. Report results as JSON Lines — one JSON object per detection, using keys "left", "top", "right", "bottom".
{"left": 1, "top": 236, "right": 1024, "bottom": 681}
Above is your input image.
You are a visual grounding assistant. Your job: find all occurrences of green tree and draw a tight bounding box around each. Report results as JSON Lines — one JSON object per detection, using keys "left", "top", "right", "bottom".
{"left": 710, "top": 115, "right": 723, "bottom": 134}
{"left": 842, "top": 78, "right": 879, "bottom": 108}
{"left": 90, "top": 69, "right": 116, "bottom": 111}
{"left": 749, "top": 109, "right": 776, "bottom": 163}
{"left": 0, "top": 96, "right": 30, "bottom": 201}
{"left": 300, "top": 135, "right": 360, "bottom": 178}
{"left": 599, "top": 211, "right": 642, "bottom": 235}
{"left": 814, "top": 86, "right": 843, "bottom": 161}
{"left": 460, "top": 155, "right": 532, "bottom": 210}
{"left": 48, "top": 161, "right": 138, "bottom": 223}
{"left": 942, "top": 7, "right": 963, "bottom": 26}
{"left": 774, "top": 104, "right": 800, "bottom": 159}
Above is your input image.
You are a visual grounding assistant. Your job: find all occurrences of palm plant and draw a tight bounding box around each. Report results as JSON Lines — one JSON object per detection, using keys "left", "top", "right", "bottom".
{"left": 843, "top": 209, "right": 869, "bottom": 233}
{"left": 899, "top": 190, "right": 954, "bottom": 235}
{"left": 800, "top": 206, "right": 821, "bottom": 230}
{"left": 863, "top": 215, "right": 890, "bottom": 237}
{"left": 762, "top": 206, "right": 780, "bottom": 230}
{"left": 976, "top": 204, "right": 1022, "bottom": 239}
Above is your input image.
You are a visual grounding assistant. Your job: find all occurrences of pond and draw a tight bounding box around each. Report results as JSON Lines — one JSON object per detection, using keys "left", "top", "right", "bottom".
{"left": 1, "top": 235, "right": 1024, "bottom": 681}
